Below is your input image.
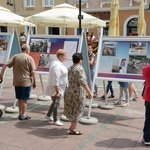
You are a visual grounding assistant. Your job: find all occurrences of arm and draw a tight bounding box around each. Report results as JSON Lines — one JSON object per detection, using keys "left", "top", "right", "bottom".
{"left": 0, "top": 64, "right": 7, "bottom": 81}
{"left": 77, "top": 67, "right": 92, "bottom": 99}
{"left": 89, "top": 56, "right": 94, "bottom": 66}
{"left": 52, "top": 64, "right": 61, "bottom": 98}
{"left": 54, "top": 85, "right": 60, "bottom": 98}
{"left": 83, "top": 84, "right": 92, "bottom": 99}
{"left": 31, "top": 70, "right": 36, "bottom": 89}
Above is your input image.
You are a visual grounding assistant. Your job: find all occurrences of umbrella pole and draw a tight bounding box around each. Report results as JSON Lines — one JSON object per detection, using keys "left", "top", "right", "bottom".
{"left": 78, "top": 0, "right": 83, "bottom": 35}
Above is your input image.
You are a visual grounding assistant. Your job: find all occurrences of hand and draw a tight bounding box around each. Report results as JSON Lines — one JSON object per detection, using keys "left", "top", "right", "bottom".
{"left": 32, "top": 82, "right": 36, "bottom": 89}
{"left": 88, "top": 92, "right": 92, "bottom": 99}
{"left": 55, "top": 92, "right": 60, "bottom": 98}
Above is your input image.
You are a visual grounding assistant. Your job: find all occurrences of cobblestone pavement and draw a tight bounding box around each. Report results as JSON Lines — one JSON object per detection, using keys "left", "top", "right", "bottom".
{"left": 0, "top": 69, "right": 148, "bottom": 150}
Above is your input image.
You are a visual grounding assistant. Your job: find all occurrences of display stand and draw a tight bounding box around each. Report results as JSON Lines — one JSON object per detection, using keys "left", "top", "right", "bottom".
{"left": 79, "top": 28, "right": 104, "bottom": 125}
{"left": 0, "top": 30, "right": 18, "bottom": 113}
{"left": 30, "top": 94, "right": 38, "bottom": 99}
{"left": 60, "top": 115, "right": 69, "bottom": 122}
{"left": 98, "top": 80, "right": 115, "bottom": 110}
{"left": 37, "top": 74, "right": 51, "bottom": 101}
{"left": 5, "top": 98, "right": 19, "bottom": 113}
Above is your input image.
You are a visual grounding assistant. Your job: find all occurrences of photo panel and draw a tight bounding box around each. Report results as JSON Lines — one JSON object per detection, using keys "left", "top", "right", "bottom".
{"left": 97, "top": 37, "right": 150, "bottom": 81}
{"left": 0, "top": 34, "right": 11, "bottom": 67}
{"left": 28, "top": 35, "right": 80, "bottom": 72}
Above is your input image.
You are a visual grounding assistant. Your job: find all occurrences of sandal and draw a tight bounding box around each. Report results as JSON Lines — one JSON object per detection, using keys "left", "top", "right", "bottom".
{"left": 69, "top": 129, "right": 83, "bottom": 135}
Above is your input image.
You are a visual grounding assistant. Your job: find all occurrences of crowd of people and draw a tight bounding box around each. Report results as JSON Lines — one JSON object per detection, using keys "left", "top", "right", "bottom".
{"left": 0, "top": 43, "right": 148, "bottom": 145}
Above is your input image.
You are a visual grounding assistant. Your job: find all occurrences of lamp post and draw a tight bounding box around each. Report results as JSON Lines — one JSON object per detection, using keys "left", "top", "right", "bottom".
{"left": 78, "top": 0, "right": 83, "bottom": 35}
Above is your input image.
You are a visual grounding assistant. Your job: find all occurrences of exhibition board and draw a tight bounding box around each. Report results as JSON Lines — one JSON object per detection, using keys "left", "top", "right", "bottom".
{"left": 96, "top": 36, "right": 150, "bottom": 82}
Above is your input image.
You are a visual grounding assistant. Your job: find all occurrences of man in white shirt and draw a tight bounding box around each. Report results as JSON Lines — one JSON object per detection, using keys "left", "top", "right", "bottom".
{"left": 45, "top": 49, "right": 68, "bottom": 126}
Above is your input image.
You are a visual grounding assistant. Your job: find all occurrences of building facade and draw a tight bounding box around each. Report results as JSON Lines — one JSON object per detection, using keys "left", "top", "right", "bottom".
{"left": 0, "top": 0, "right": 150, "bottom": 38}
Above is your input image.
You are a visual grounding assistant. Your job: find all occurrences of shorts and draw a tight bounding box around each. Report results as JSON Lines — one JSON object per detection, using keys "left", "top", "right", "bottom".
{"left": 15, "top": 86, "right": 31, "bottom": 100}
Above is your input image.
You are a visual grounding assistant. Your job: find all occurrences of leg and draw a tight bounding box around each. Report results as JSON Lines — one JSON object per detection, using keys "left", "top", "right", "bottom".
{"left": 94, "top": 84, "right": 98, "bottom": 94}
{"left": 118, "top": 86, "right": 123, "bottom": 102}
{"left": 106, "top": 81, "right": 112, "bottom": 94}
{"left": 15, "top": 86, "right": 31, "bottom": 119}
{"left": 110, "top": 85, "right": 114, "bottom": 96}
{"left": 47, "top": 96, "right": 55, "bottom": 117}
{"left": 18, "top": 99, "right": 22, "bottom": 115}
{"left": 21, "top": 100, "right": 27, "bottom": 116}
{"left": 131, "top": 83, "right": 138, "bottom": 95}
{"left": 70, "top": 121, "right": 78, "bottom": 131}
{"left": 129, "top": 83, "right": 133, "bottom": 99}
{"left": 143, "top": 101, "right": 150, "bottom": 141}
{"left": 124, "top": 87, "right": 129, "bottom": 104}
{"left": 129, "top": 83, "right": 138, "bottom": 100}
{"left": 53, "top": 96, "right": 61, "bottom": 122}
{"left": 69, "top": 121, "right": 83, "bottom": 135}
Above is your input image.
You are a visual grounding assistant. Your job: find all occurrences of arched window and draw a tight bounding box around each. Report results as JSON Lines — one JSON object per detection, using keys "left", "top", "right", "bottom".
{"left": 127, "top": 18, "right": 138, "bottom": 36}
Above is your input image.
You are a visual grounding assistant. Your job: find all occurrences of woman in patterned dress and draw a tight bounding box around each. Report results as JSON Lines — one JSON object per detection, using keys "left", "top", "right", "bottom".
{"left": 64, "top": 53, "right": 92, "bottom": 135}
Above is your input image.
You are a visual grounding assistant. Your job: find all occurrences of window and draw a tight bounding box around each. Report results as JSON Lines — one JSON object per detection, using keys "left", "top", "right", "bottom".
{"left": 0, "top": 26, "right": 7, "bottom": 33}
{"left": 43, "top": 0, "right": 54, "bottom": 7}
{"left": 24, "top": 0, "right": 35, "bottom": 8}
{"left": 47, "top": 27, "right": 60, "bottom": 35}
{"left": 26, "top": 26, "right": 37, "bottom": 35}
{"left": 74, "top": 0, "right": 89, "bottom": 8}
{"left": 127, "top": 18, "right": 138, "bottom": 36}
{"left": 103, "top": 22, "right": 109, "bottom": 36}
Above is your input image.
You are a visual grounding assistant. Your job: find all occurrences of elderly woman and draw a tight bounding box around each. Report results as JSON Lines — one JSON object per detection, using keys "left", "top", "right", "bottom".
{"left": 64, "top": 53, "right": 92, "bottom": 135}
{"left": 45, "top": 49, "right": 68, "bottom": 126}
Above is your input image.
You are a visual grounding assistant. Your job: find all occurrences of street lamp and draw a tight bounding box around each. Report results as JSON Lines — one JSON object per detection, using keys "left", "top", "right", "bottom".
{"left": 78, "top": 0, "right": 83, "bottom": 35}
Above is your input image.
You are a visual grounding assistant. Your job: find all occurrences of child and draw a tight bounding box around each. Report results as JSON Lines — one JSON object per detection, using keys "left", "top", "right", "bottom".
{"left": 114, "top": 67, "right": 129, "bottom": 107}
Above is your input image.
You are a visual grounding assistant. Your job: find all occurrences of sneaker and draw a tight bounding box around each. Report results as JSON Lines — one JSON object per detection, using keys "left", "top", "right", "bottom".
{"left": 122, "top": 98, "right": 125, "bottom": 101}
{"left": 100, "top": 95, "right": 105, "bottom": 100}
{"left": 133, "top": 94, "right": 139, "bottom": 101}
{"left": 121, "top": 103, "right": 129, "bottom": 107}
{"left": 20, "top": 115, "right": 31, "bottom": 120}
{"left": 113, "top": 101, "right": 121, "bottom": 105}
{"left": 45, "top": 115, "right": 54, "bottom": 122}
{"left": 93, "top": 93, "right": 98, "bottom": 98}
{"left": 129, "top": 97, "right": 133, "bottom": 101}
{"left": 142, "top": 138, "right": 150, "bottom": 146}
{"left": 18, "top": 115, "right": 22, "bottom": 120}
{"left": 54, "top": 120, "right": 63, "bottom": 126}
{"left": 108, "top": 95, "right": 115, "bottom": 98}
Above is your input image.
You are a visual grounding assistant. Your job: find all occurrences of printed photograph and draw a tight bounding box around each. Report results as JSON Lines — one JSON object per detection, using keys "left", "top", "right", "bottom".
{"left": 127, "top": 55, "right": 150, "bottom": 74}
{"left": 0, "top": 35, "right": 10, "bottom": 64}
{"left": 111, "top": 58, "right": 126, "bottom": 73}
{"left": 129, "top": 42, "right": 147, "bottom": 55}
{"left": 29, "top": 38, "right": 51, "bottom": 53}
{"left": 102, "top": 42, "right": 117, "bottom": 56}
{"left": 38, "top": 54, "right": 52, "bottom": 67}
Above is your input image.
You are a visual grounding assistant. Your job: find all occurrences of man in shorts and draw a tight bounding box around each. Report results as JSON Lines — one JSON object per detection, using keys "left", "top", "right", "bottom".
{"left": 0, "top": 44, "right": 36, "bottom": 120}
